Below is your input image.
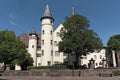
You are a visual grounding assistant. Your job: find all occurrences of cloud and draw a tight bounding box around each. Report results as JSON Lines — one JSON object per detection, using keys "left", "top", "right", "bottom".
{"left": 8, "top": 13, "right": 17, "bottom": 27}
{"left": 9, "top": 13, "right": 15, "bottom": 19}
{"left": 9, "top": 20, "right": 17, "bottom": 27}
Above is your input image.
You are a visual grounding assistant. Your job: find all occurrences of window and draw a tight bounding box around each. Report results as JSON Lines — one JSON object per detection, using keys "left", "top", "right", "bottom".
{"left": 61, "top": 28, "right": 63, "bottom": 31}
{"left": 42, "top": 40, "right": 44, "bottom": 45}
{"left": 100, "top": 55, "right": 102, "bottom": 59}
{"left": 42, "top": 50, "right": 44, "bottom": 56}
{"left": 37, "top": 53, "right": 41, "bottom": 57}
{"left": 56, "top": 32, "right": 60, "bottom": 36}
{"left": 50, "top": 20, "right": 53, "bottom": 24}
{"left": 54, "top": 41, "right": 57, "bottom": 46}
{"left": 38, "top": 63, "right": 41, "bottom": 66}
{"left": 99, "top": 62, "right": 102, "bottom": 65}
{"left": 32, "top": 45, "right": 34, "bottom": 48}
{"left": 51, "top": 40, "right": 53, "bottom": 45}
{"left": 96, "top": 63, "right": 98, "bottom": 66}
{"left": 94, "top": 55, "right": 97, "bottom": 59}
{"left": 51, "top": 50, "right": 53, "bottom": 56}
{"left": 55, "top": 51, "right": 60, "bottom": 57}
{"left": 48, "top": 61, "right": 51, "bottom": 66}
{"left": 50, "top": 30, "right": 52, "bottom": 35}
{"left": 54, "top": 61, "right": 59, "bottom": 64}
{"left": 83, "top": 57, "right": 87, "bottom": 59}
{"left": 42, "top": 30, "right": 45, "bottom": 34}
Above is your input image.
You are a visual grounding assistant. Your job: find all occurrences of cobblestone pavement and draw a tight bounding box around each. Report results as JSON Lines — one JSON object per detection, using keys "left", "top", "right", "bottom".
{"left": 0, "top": 76, "right": 120, "bottom": 80}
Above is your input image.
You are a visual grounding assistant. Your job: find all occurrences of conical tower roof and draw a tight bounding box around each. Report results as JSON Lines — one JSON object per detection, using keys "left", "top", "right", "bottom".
{"left": 29, "top": 27, "right": 37, "bottom": 36}
{"left": 31, "top": 27, "right": 36, "bottom": 34}
{"left": 40, "top": 4, "right": 54, "bottom": 21}
{"left": 43, "top": 4, "right": 52, "bottom": 17}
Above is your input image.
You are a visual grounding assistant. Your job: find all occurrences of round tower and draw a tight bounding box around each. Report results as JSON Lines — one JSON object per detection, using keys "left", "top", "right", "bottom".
{"left": 40, "top": 4, "right": 54, "bottom": 66}
{"left": 28, "top": 28, "right": 38, "bottom": 66}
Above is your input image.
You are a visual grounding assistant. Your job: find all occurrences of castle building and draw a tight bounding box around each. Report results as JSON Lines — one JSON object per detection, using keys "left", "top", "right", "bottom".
{"left": 19, "top": 4, "right": 106, "bottom": 68}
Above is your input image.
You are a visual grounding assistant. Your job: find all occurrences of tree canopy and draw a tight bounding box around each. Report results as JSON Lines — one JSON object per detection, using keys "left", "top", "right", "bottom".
{"left": 107, "top": 34, "right": 120, "bottom": 66}
{"left": 0, "top": 30, "right": 33, "bottom": 70}
{"left": 59, "top": 15, "right": 103, "bottom": 68}
{"left": 107, "top": 34, "right": 120, "bottom": 51}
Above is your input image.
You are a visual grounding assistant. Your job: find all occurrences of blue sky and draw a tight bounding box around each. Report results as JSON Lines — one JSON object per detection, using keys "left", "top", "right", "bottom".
{"left": 0, "top": 0, "right": 120, "bottom": 46}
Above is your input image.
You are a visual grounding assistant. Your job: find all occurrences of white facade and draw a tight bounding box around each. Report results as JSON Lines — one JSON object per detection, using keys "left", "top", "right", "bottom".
{"left": 28, "top": 32, "right": 37, "bottom": 66}
{"left": 41, "top": 16, "right": 54, "bottom": 66}
{"left": 27, "top": 5, "right": 106, "bottom": 67}
{"left": 80, "top": 49, "right": 106, "bottom": 68}
{"left": 53, "top": 24, "right": 66, "bottom": 64}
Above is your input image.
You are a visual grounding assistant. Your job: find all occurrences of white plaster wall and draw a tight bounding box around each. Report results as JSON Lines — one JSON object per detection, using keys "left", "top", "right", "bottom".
{"left": 81, "top": 49, "right": 106, "bottom": 68}
{"left": 28, "top": 35, "right": 37, "bottom": 66}
{"left": 53, "top": 24, "right": 66, "bottom": 64}
{"left": 41, "top": 18, "right": 53, "bottom": 66}
{"left": 36, "top": 50, "right": 41, "bottom": 66}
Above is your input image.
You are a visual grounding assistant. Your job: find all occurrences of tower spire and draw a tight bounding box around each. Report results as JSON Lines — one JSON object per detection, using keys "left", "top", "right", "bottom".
{"left": 29, "top": 27, "right": 37, "bottom": 36}
{"left": 44, "top": 4, "right": 52, "bottom": 17}
{"left": 72, "top": 7, "right": 76, "bottom": 16}
{"left": 32, "top": 27, "right": 36, "bottom": 34}
{"left": 40, "top": 4, "right": 54, "bottom": 21}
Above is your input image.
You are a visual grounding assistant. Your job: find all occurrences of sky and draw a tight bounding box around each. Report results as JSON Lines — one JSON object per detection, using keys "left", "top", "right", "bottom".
{"left": 0, "top": 0, "right": 120, "bottom": 46}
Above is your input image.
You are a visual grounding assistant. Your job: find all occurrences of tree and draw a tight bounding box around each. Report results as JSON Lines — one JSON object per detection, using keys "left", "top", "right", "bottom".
{"left": 12, "top": 38, "right": 33, "bottom": 70}
{"left": 107, "top": 34, "right": 120, "bottom": 66}
{"left": 0, "top": 30, "right": 33, "bottom": 70}
{"left": 107, "top": 34, "right": 120, "bottom": 51}
{"left": 0, "top": 30, "right": 17, "bottom": 70}
{"left": 59, "top": 15, "right": 103, "bottom": 68}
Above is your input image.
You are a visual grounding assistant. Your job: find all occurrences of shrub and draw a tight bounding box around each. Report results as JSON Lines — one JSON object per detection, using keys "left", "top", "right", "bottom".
{"left": 113, "top": 70, "right": 120, "bottom": 76}
{"left": 27, "top": 65, "right": 67, "bottom": 70}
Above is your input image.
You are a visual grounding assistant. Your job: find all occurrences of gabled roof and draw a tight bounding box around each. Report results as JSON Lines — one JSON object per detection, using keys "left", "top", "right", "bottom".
{"left": 19, "top": 33, "right": 41, "bottom": 47}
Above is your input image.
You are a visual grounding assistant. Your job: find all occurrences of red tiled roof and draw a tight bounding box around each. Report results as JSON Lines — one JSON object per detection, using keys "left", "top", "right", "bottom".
{"left": 19, "top": 34, "right": 41, "bottom": 47}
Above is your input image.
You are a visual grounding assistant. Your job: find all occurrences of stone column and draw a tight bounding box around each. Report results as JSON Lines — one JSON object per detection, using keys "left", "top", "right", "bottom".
{"left": 112, "top": 50, "right": 116, "bottom": 67}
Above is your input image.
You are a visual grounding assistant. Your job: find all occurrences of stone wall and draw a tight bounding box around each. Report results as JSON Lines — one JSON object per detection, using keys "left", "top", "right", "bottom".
{"left": 1, "top": 69, "right": 117, "bottom": 77}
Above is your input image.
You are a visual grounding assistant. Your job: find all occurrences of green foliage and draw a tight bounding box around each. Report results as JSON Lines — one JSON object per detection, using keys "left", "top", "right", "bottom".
{"left": 113, "top": 70, "right": 120, "bottom": 76}
{"left": 19, "top": 53, "right": 33, "bottom": 70}
{"left": 0, "top": 30, "right": 17, "bottom": 70}
{"left": 13, "top": 38, "right": 33, "bottom": 70}
{"left": 27, "top": 66, "right": 50, "bottom": 70}
{"left": 107, "top": 34, "right": 120, "bottom": 66}
{"left": 0, "top": 30, "right": 33, "bottom": 70}
{"left": 107, "top": 34, "right": 120, "bottom": 51}
{"left": 59, "top": 15, "right": 103, "bottom": 68}
{"left": 27, "top": 65, "right": 66, "bottom": 70}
